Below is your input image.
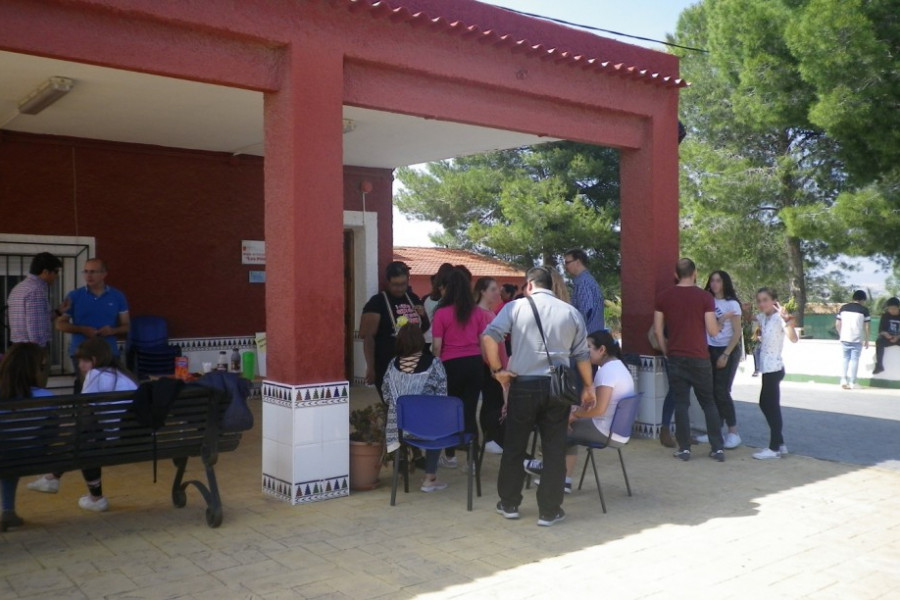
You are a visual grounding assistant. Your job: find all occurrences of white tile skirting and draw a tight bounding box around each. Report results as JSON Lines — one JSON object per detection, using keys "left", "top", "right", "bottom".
{"left": 261, "top": 380, "right": 350, "bottom": 505}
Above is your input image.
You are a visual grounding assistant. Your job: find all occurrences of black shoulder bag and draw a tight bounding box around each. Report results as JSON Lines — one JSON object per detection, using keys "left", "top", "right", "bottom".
{"left": 526, "top": 296, "right": 580, "bottom": 406}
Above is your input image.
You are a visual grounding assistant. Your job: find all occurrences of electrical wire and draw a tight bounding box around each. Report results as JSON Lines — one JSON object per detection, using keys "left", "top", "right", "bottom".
{"left": 493, "top": 5, "right": 709, "bottom": 54}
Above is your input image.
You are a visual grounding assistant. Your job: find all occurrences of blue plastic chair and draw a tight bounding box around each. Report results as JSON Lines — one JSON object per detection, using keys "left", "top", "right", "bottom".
{"left": 391, "top": 394, "right": 481, "bottom": 511}
{"left": 576, "top": 393, "right": 642, "bottom": 513}
{"left": 126, "top": 316, "right": 182, "bottom": 379}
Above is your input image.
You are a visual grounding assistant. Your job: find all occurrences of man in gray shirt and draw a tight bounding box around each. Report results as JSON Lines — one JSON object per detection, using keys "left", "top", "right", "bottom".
{"left": 483, "top": 266, "right": 594, "bottom": 526}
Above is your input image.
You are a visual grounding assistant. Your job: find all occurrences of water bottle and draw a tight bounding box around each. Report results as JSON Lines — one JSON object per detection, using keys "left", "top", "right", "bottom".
{"left": 217, "top": 350, "right": 228, "bottom": 371}
{"left": 231, "top": 348, "right": 241, "bottom": 372}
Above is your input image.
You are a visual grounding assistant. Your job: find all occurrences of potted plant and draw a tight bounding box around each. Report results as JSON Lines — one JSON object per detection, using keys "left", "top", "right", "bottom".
{"left": 348, "top": 402, "right": 387, "bottom": 491}
{"left": 783, "top": 296, "right": 803, "bottom": 337}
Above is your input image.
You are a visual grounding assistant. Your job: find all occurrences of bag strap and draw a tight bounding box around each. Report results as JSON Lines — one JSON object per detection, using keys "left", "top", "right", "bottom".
{"left": 383, "top": 291, "right": 419, "bottom": 330}
{"left": 526, "top": 296, "right": 554, "bottom": 371}
{"left": 382, "top": 291, "right": 398, "bottom": 330}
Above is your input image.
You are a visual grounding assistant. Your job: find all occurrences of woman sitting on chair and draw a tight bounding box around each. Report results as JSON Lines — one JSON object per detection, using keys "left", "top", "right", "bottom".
{"left": 382, "top": 321, "right": 449, "bottom": 493}
{"left": 563, "top": 330, "right": 636, "bottom": 486}
{"left": 526, "top": 330, "right": 635, "bottom": 492}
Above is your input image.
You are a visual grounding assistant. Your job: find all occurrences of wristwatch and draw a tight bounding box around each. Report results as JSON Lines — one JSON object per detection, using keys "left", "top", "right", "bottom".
{"left": 491, "top": 367, "right": 503, "bottom": 374}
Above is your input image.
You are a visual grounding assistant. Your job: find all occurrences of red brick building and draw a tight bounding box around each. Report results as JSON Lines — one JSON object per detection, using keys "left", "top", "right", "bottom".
{"left": 394, "top": 247, "right": 526, "bottom": 298}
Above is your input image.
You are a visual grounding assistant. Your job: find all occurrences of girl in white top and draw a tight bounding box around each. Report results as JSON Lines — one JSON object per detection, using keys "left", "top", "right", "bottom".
{"left": 25, "top": 338, "right": 138, "bottom": 511}
{"left": 752, "top": 287, "right": 798, "bottom": 460}
{"left": 564, "top": 330, "right": 635, "bottom": 485}
{"left": 703, "top": 270, "right": 744, "bottom": 449}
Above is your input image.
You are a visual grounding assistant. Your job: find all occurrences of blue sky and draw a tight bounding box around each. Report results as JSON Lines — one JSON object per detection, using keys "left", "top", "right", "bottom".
{"left": 477, "top": 0, "right": 699, "bottom": 50}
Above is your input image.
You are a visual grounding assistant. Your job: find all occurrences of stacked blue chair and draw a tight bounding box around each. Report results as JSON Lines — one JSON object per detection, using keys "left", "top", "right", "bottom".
{"left": 391, "top": 394, "right": 481, "bottom": 511}
{"left": 127, "top": 316, "right": 182, "bottom": 380}
{"left": 577, "top": 393, "right": 642, "bottom": 513}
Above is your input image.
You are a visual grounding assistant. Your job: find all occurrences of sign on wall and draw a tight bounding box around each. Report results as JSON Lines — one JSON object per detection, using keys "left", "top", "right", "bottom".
{"left": 242, "top": 240, "right": 265, "bottom": 265}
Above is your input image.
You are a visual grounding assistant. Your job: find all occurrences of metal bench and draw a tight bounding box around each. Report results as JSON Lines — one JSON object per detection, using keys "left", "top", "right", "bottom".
{"left": 0, "top": 385, "right": 242, "bottom": 528}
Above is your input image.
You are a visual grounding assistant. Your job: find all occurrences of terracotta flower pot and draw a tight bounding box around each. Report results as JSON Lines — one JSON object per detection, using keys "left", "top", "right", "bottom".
{"left": 349, "top": 441, "right": 384, "bottom": 491}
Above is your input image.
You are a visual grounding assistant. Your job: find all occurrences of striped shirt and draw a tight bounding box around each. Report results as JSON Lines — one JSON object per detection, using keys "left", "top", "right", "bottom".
{"left": 7, "top": 274, "right": 54, "bottom": 346}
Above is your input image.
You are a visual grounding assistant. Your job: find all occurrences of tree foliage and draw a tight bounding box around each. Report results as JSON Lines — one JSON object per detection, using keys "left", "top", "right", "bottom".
{"left": 395, "top": 142, "right": 622, "bottom": 291}
{"left": 780, "top": 0, "right": 900, "bottom": 258}
{"left": 673, "top": 0, "right": 850, "bottom": 321}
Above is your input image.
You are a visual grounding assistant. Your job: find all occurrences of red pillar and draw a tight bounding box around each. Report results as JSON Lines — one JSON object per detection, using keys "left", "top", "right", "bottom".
{"left": 619, "top": 109, "right": 680, "bottom": 355}
{"left": 263, "top": 40, "right": 345, "bottom": 383}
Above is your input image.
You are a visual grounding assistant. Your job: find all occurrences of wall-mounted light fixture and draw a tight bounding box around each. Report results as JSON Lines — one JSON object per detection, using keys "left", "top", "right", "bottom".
{"left": 18, "top": 76, "right": 75, "bottom": 115}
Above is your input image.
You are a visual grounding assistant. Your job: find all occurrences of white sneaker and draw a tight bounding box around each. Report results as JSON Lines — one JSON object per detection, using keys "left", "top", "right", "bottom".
{"left": 849, "top": 383, "right": 857, "bottom": 390}
{"left": 26, "top": 476, "right": 59, "bottom": 493}
{"left": 778, "top": 444, "right": 789, "bottom": 456}
{"left": 484, "top": 441, "right": 504, "bottom": 454}
{"left": 841, "top": 379, "right": 849, "bottom": 389}
{"left": 752, "top": 448, "right": 780, "bottom": 460}
{"left": 724, "top": 433, "right": 742, "bottom": 449}
{"left": 695, "top": 434, "right": 709, "bottom": 443}
{"left": 439, "top": 455, "right": 458, "bottom": 469}
{"left": 78, "top": 495, "right": 109, "bottom": 512}
{"left": 420, "top": 480, "right": 448, "bottom": 493}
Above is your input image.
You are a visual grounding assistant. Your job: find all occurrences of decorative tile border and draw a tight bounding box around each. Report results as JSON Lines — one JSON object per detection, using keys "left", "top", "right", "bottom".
{"left": 294, "top": 381, "right": 349, "bottom": 406}
{"left": 261, "top": 474, "right": 350, "bottom": 505}
{"left": 633, "top": 421, "right": 669, "bottom": 440}
{"left": 170, "top": 336, "right": 257, "bottom": 353}
{"left": 262, "top": 381, "right": 295, "bottom": 408}
{"left": 639, "top": 355, "right": 665, "bottom": 372}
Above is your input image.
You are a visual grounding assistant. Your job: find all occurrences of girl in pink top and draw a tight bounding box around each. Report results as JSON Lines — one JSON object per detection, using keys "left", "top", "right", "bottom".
{"left": 432, "top": 269, "right": 490, "bottom": 467}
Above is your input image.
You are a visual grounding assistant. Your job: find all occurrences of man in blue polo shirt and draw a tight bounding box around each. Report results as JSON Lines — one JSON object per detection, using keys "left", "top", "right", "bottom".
{"left": 56, "top": 258, "right": 130, "bottom": 375}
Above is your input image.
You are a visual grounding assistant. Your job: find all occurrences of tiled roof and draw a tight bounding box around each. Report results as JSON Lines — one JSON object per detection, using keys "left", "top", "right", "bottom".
{"left": 394, "top": 246, "right": 525, "bottom": 278}
{"left": 336, "top": 0, "right": 686, "bottom": 88}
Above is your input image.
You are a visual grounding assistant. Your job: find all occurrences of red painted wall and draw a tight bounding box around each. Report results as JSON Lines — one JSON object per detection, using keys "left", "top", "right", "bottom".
{"left": 342, "top": 166, "right": 394, "bottom": 285}
{"left": 0, "top": 131, "right": 393, "bottom": 339}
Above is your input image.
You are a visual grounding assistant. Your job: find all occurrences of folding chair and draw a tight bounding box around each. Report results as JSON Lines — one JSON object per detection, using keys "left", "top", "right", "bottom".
{"left": 576, "top": 393, "right": 642, "bottom": 513}
{"left": 390, "top": 394, "right": 481, "bottom": 511}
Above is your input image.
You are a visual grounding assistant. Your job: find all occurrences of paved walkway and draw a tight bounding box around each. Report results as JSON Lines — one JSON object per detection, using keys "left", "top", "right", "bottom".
{"left": 1, "top": 383, "right": 898, "bottom": 599}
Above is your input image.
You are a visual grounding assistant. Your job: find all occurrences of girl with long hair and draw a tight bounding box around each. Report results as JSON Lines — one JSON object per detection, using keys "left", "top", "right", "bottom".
{"left": 431, "top": 268, "right": 491, "bottom": 467}
{"left": 701, "top": 270, "right": 743, "bottom": 449}
{"left": 524, "top": 330, "right": 635, "bottom": 493}
{"left": 423, "top": 263, "right": 454, "bottom": 353}
{"left": 1, "top": 342, "right": 53, "bottom": 531}
{"left": 25, "top": 337, "right": 137, "bottom": 511}
{"left": 752, "top": 288, "right": 798, "bottom": 459}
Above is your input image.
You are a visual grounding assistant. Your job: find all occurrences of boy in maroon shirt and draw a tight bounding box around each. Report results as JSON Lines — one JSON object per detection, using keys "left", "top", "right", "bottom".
{"left": 653, "top": 258, "right": 727, "bottom": 462}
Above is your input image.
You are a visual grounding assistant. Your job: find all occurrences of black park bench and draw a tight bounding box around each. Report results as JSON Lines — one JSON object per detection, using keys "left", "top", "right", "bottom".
{"left": 0, "top": 385, "right": 242, "bottom": 528}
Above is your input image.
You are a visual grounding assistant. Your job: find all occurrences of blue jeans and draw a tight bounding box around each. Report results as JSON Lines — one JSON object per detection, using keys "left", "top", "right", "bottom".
{"left": 666, "top": 356, "right": 724, "bottom": 452}
{"left": 841, "top": 342, "right": 863, "bottom": 384}
{"left": 1, "top": 477, "right": 18, "bottom": 512}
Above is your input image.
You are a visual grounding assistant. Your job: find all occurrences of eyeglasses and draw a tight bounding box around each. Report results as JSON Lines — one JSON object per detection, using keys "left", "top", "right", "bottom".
{"left": 82, "top": 269, "right": 105, "bottom": 275}
{"left": 564, "top": 259, "right": 576, "bottom": 265}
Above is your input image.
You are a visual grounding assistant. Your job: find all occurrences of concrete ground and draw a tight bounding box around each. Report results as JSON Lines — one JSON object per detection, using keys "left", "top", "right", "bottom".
{"left": 1, "top": 381, "right": 899, "bottom": 599}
